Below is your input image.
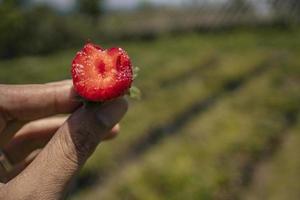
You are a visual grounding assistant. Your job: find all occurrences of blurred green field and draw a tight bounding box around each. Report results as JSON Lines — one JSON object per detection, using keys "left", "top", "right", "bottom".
{"left": 243, "top": 119, "right": 300, "bottom": 200}
{"left": 0, "top": 28, "right": 299, "bottom": 200}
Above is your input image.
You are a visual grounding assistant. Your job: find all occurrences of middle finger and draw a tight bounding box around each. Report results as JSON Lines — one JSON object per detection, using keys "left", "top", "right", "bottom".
{"left": 3, "top": 117, "right": 67, "bottom": 165}
{"left": 3, "top": 117, "right": 121, "bottom": 166}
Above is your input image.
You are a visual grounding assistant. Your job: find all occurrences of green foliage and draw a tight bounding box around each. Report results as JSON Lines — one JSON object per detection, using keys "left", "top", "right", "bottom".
{"left": 271, "top": 0, "right": 300, "bottom": 23}
{"left": 76, "top": 29, "right": 299, "bottom": 200}
{"left": 0, "top": 4, "right": 102, "bottom": 58}
{"left": 2, "top": 0, "right": 24, "bottom": 7}
{"left": 228, "top": 0, "right": 254, "bottom": 13}
{"left": 0, "top": 29, "right": 299, "bottom": 200}
{"left": 129, "top": 86, "right": 142, "bottom": 100}
{"left": 138, "top": 0, "right": 155, "bottom": 10}
{"left": 77, "top": 0, "right": 101, "bottom": 19}
{"left": 0, "top": 3, "right": 26, "bottom": 57}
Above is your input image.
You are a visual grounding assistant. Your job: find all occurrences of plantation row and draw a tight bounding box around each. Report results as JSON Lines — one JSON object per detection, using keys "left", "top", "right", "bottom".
{"left": 80, "top": 51, "right": 299, "bottom": 200}
{"left": 243, "top": 117, "right": 300, "bottom": 200}
{"left": 81, "top": 42, "right": 273, "bottom": 177}
{"left": 72, "top": 30, "right": 299, "bottom": 198}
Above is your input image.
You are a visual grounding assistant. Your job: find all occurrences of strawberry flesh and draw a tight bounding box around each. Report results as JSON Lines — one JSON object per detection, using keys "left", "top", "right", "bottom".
{"left": 71, "top": 43, "right": 133, "bottom": 101}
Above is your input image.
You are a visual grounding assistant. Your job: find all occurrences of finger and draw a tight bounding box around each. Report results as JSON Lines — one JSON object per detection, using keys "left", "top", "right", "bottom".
{"left": 3, "top": 117, "right": 67, "bottom": 164}
{"left": 0, "top": 80, "right": 80, "bottom": 122}
{"left": 103, "top": 124, "right": 120, "bottom": 140}
{"left": 0, "top": 116, "right": 67, "bottom": 148}
{"left": 7, "top": 98, "right": 127, "bottom": 199}
{"left": 1, "top": 117, "right": 119, "bottom": 182}
{"left": 3, "top": 118, "right": 120, "bottom": 165}
{"left": 0, "top": 121, "right": 25, "bottom": 147}
{"left": 0, "top": 150, "right": 41, "bottom": 183}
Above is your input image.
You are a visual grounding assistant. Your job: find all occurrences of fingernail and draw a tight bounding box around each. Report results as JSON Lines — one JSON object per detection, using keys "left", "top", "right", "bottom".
{"left": 96, "top": 98, "right": 128, "bottom": 129}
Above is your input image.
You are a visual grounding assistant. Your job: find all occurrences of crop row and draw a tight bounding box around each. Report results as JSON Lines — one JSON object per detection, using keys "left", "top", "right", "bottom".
{"left": 78, "top": 52, "right": 299, "bottom": 200}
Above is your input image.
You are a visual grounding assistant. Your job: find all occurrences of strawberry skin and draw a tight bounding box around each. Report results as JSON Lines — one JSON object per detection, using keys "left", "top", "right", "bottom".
{"left": 71, "top": 43, "right": 133, "bottom": 102}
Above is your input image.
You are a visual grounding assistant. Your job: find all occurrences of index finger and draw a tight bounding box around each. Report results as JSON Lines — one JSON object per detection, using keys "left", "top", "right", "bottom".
{"left": 0, "top": 80, "right": 80, "bottom": 123}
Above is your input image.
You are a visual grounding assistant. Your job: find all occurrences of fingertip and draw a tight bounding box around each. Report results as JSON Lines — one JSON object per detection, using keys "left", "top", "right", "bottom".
{"left": 95, "top": 98, "right": 128, "bottom": 130}
{"left": 103, "top": 124, "right": 120, "bottom": 140}
{"left": 53, "top": 82, "right": 81, "bottom": 113}
{"left": 112, "top": 124, "right": 120, "bottom": 133}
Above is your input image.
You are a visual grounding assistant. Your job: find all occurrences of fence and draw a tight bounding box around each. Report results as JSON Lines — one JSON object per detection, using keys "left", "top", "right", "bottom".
{"left": 186, "top": 0, "right": 300, "bottom": 26}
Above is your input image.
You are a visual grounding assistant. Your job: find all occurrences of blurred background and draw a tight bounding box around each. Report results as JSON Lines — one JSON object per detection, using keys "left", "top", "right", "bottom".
{"left": 0, "top": 0, "right": 300, "bottom": 199}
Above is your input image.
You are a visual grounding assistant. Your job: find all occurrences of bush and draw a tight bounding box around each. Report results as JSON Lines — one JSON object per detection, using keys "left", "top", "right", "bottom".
{"left": 0, "top": 4, "right": 102, "bottom": 58}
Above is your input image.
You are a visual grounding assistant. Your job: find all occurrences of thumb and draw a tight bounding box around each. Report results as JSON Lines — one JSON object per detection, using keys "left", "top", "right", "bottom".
{"left": 7, "top": 98, "right": 128, "bottom": 199}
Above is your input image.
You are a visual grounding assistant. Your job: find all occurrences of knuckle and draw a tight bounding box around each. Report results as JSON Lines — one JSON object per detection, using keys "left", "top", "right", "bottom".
{"left": 57, "top": 131, "right": 79, "bottom": 167}
{"left": 72, "top": 128, "right": 99, "bottom": 162}
{"left": 59, "top": 125, "right": 100, "bottom": 166}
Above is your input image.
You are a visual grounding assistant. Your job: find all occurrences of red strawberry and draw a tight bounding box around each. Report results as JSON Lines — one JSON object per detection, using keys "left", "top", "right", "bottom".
{"left": 71, "top": 43, "right": 133, "bottom": 102}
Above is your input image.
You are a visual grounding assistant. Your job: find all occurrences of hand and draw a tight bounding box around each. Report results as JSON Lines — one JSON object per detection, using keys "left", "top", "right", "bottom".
{"left": 0, "top": 80, "right": 128, "bottom": 199}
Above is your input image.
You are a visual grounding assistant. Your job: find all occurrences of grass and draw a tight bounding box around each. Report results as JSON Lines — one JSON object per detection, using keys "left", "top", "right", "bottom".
{"left": 0, "top": 27, "right": 299, "bottom": 200}
{"left": 243, "top": 115, "right": 300, "bottom": 200}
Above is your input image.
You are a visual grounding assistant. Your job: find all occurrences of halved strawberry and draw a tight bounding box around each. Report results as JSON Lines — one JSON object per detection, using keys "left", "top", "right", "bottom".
{"left": 71, "top": 43, "right": 133, "bottom": 102}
